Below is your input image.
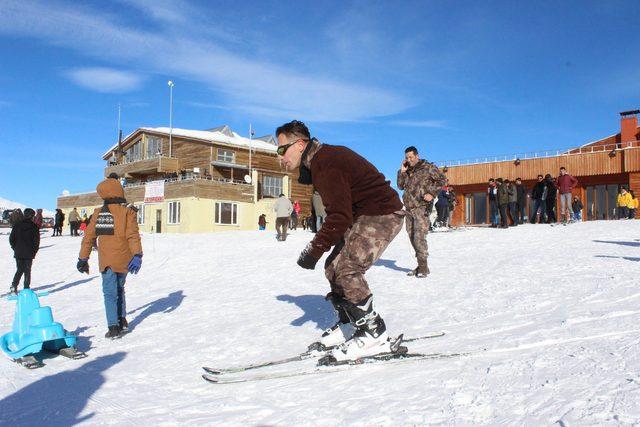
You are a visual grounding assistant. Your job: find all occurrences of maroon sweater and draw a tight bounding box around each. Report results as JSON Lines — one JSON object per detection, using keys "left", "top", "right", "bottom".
{"left": 308, "top": 144, "right": 402, "bottom": 259}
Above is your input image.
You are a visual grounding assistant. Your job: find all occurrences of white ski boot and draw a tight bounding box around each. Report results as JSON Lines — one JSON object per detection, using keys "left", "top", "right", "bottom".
{"left": 315, "top": 293, "right": 356, "bottom": 350}
{"left": 329, "top": 294, "right": 392, "bottom": 362}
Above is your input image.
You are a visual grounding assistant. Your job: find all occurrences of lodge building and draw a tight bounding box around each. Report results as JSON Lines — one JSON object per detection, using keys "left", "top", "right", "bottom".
{"left": 445, "top": 111, "right": 640, "bottom": 226}
{"left": 57, "top": 125, "right": 314, "bottom": 233}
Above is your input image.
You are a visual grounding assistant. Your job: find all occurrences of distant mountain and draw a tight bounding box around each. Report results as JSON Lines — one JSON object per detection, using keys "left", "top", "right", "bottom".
{"left": 0, "top": 197, "right": 55, "bottom": 217}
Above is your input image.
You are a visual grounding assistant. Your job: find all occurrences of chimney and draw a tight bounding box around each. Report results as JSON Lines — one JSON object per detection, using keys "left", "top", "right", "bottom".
{"left": 619, "top": 109, "right": 639, "bottom": 144}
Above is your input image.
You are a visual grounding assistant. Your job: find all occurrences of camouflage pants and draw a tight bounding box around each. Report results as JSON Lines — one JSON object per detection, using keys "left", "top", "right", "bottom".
{"left": 406, "top": 207, "right": 430, "bottom": 273}
{"left": 325, "top": 212, "right": 405, "bottom": 304}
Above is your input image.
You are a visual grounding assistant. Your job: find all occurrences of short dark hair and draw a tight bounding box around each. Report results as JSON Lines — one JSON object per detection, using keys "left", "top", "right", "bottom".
{"left": 275, "top": 120, "right": 311, "bottom": 140}
{"left": 24, "top": 208, "right": 35, "bottom": 219}
{"left": 560, "top": 166, "right": 566, "bottom": 170}
{"left": 496, "top": 178, "right": 503, "bottom": 183}
{"left": 405, "top": 146, "right": 418, "bottom": 155}
{"left": 489, "top": 178, "right": 495, "bottom": 182}
{"left": 108, "top": 172, "right": 119, "bottom": 179}
{"left": 516, "top": 177, "right": 522, "bottom": 181}
{"left": 504, "top": 179, "right": 510, "bottom": 183}
{"left": 537, "top": 174, "right": 543, "bottom": 179}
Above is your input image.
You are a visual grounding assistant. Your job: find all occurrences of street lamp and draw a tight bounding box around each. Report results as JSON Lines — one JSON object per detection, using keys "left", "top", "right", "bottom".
{"left": 168, "top": 80, "right": 174, "bottom": 157}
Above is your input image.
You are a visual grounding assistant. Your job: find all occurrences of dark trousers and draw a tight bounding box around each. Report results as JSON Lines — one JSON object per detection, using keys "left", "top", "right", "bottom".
{"left": 546, "top": 199, "right": 557, "bottom": 223}
{"left": 618, "top": 206, "right": 629, "bottom": 219}
{"left": 489, "top": 200, "right": 499, "bottom": 225}
{"left": 70, "top": 221, "right": 80, "bottom": 236}
{"left": 435, "top": 204, "right": 449, "bottom": 226}
{"left": 531, "top": 199, "right": 546, "bottom": 223}
{"left": 499, "top": 204, "right": 508, "bottom": 227}
{"left": 12, "top": 258, "right": 33, "bottom": 289}
{"left": 516, "top": 202, "right": 526, "bottom": 224}
{"left": 629, "top": 208, "right": 637, "bottom": 219}
{"left": 508, "top": 202, "right": 517, "bottom": 225}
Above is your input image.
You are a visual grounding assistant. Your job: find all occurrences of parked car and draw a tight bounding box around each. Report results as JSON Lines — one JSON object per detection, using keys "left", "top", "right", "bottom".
{"left": 0, "top": 209, "right": 14, "bottom": 227}
{"left": 42, "top": 217, "right": 54, "bottom": 228}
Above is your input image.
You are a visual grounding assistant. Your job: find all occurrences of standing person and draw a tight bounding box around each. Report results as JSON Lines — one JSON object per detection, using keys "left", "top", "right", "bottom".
{"left": 530, "top": 175, "right": 547, "bottom": 224}
{"left": 312, "top": 189, "right": 327, "bottom": 232}
{"left": 629, "top": 190, "right": 638, "bottom": 219}
{"left": 33, "top": 209, "right": 43, "bottom": 229}
{"left": 69, "top": 207, "right": 81, "bottom": 236}
{"left": 515, "top": 178, "right": 527, "bottom": 225}
{"left": 290, "top": 209, "right": 299, "bottom": 231}
{"left": 54, "top": 208, "right": 65, "bottom": 236}
{"left": 435, "top": 186, "right": 450, "bottom": 228}
{"left": 447, "top": 186, "right": 456, "bottom": 227}
{"left": 258, "top": 214, "right": 267, "bottom": 230}
{"left": 572, "top": 196, "right": 584, "bottom": 221}
{"left": 497, "top": 178, "right": 509, "bottom": 228}
{"left": 556, "top": 167, "right": 579, "bottom": 224}
{"left": 276, "top": 120, "right": 405, "bottom": 361}
{"left": 76, "top": 175, "right": 143, "bottom": 338}
{"left": 544, "top": 174, "right": 557, "bottom": 223}
{"left": 397, "top": 146, "right": 446, "bottom": 277}
{"left": 617, "top": 187, "right": 632, "bottom": 219}
{"left": 487, "top": 179, "right": 499, "bottom": 227}
{"left": 9, "top": 208, "right": 40, "bottom": 295}
{"left": 273, "top": 193, "right": 293, "bottom": 241}
{"left": 507, "top": 179, "right": 517, "bottom": 226}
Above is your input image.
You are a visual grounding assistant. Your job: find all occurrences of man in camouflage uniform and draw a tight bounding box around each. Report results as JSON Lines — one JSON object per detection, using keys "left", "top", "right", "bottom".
{"left": 276, "top": 120, "right": 404, "bottom": 361}
{"left": 397, "top": 146, "right": 447, "bottom": 278}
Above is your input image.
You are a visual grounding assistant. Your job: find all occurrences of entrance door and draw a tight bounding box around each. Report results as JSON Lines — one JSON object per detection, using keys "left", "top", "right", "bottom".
{"left": 472, "top": 192, "right": 487, "bottom": 224}
{"left": 585, "top": 184, "right": 622, "bottom": 220}
{"left": 156, "top": 210, "right": 162, "bottom": 233}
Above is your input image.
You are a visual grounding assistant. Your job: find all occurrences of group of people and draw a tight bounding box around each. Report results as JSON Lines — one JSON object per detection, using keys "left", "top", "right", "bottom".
{"left": 488, "top": 167, "right": 581, "bottom": 227}
{"left": 264, "top": 189, "right": 328, "bottom": 240}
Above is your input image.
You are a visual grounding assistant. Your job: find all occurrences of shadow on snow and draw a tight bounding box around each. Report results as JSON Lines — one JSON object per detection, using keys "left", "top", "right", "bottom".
{"left": 0, "top": 352, "right": 127, "bottom": 426}
{"left": 127, "top": 290, "right": 186, "bottom": 331}
{"left": 276, "top": 294, "right": 335, "bottom": 330}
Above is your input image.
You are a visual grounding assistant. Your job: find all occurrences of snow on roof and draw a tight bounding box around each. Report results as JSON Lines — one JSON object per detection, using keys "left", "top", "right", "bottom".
{"left": 103, "top": 126, "right": 277, "bottom": 158}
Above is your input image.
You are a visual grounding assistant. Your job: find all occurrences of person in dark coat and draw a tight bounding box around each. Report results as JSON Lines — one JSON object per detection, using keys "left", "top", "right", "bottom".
{"left": 487, "top": 179, "right": 499, "bottom": 227}
{"left": 435, "top": 187, "right": 450, "bottom": 227}
{"left": 530, "top": 175, "right": 547, "bottom": 224}
{"left": 515, "top": 178, "right": 527, "bottom": 225}
{"left": 572, "top": 196, "right": 584, "bottom": 221}
{"left": 9, "top": 208, "right": 40, "bottom": 294}
{"left": 54, "top": 208, "right": 65, "bottom": 236}
{"left": 496, "top": 178, "right": 509, "bottom": 228}
{"left": 544, "top": 174, "right": 557, "bottom": 223}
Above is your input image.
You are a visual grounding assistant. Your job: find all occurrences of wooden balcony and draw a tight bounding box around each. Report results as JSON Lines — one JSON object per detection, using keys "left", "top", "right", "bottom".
{"left": 104, "top": 156, "right": 180, "bottom": 177}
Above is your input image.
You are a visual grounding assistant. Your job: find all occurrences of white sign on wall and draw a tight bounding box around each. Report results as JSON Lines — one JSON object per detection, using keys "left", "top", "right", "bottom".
{"left": 144, "top": 180, "right": 165, "bottom": 203}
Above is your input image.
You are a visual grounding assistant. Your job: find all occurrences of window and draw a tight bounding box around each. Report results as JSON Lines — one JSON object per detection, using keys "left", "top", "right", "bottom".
{"left": 262, "top": 175, "right": 283, "bottom": 198}
{"left": 215, "top": 202, "right": 238, "bottom": 225}
{"left": 168, "top": 201, "right": 180, "bottom": 224}
{"left": 217, "top": 149, "right": 235, "bottom": 163}
{"left": 125, "top": 140, "right": 142, "bottom": 163}
{"left": 136, "top": 204, "right": 145, "bottom": 225}
{"left": 146, "top": 136, "right": 163, "bottom": 159}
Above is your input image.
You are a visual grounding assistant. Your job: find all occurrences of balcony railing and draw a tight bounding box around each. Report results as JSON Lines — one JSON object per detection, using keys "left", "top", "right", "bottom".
{"left": 121, "top": 175, "right": 250, "bottom": 189}
{"left": 436, "top": 140, "right": 640, "bottom": 168}
{"left": 104, "top": 155, "right": 179, "bottom": 176}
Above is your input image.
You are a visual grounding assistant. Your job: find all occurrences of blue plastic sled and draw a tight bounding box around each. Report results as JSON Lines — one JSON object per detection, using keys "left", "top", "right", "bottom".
{"left": 1, "top": 289, "right": 78, "bottom": 360}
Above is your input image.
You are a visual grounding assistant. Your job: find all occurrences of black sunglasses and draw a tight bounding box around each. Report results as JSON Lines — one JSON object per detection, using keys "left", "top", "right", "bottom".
{"left": 277, "top": 138, "right": 308, "bottom": 156}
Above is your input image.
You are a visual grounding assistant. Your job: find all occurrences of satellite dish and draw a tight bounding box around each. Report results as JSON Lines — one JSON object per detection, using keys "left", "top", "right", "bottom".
{"left": 244, "top": 175, "right": 252, "bottom": 184}
{"left": 62, "top": 190, "right": 70, "bottom": 196}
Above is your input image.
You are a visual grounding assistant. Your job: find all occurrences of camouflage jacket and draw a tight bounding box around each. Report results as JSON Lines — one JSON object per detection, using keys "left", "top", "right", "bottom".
{"left": 397, "top": 159, "right": 447, "bottom": 210}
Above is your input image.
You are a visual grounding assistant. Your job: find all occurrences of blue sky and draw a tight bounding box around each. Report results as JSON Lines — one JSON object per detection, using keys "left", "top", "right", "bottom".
{"left": 0, "top": 0, "right": 638, "bottom": 210}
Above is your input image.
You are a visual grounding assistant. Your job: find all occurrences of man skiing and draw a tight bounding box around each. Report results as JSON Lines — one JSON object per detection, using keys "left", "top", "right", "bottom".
{"left": 76, "top": 174, "right": 143, "bottom": 338}
{"left": 276, "top": 120, "right": 404, "bottom": 361}
{"left": 397, "top": 146, "right": 447, "bottom": 277}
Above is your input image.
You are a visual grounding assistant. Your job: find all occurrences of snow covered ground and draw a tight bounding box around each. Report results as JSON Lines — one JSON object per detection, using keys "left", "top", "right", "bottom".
{"left": 0, "top": 221, "right": 639, "bottom": 425}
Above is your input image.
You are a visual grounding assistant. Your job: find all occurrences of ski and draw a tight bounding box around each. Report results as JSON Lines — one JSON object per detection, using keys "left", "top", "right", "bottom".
{"left": 202, "top": 331, "right": 444, "bottom": 375}
{"left": 202, "top": 350, "right": 468, "bottom": 385}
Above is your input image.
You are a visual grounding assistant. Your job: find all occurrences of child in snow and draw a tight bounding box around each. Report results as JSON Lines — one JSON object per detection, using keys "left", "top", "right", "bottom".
{"left": 9, "top": 208, "right": 40, "bottom": 294}
{"left": 76, "top": 174, "right": 143, "bottom": 338}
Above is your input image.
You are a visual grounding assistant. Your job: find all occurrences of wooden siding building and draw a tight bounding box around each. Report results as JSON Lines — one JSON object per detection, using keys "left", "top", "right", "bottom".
{"left": 57, "top": 125, "right": 314, "bottom": 233}
{"left": 443, "top": 113, "right": 640, "bottom": 226}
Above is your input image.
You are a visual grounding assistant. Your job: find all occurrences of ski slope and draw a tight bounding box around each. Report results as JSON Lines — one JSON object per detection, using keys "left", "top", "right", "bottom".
{"left": 1, "top": 221, "right": 639, "bottom": 425}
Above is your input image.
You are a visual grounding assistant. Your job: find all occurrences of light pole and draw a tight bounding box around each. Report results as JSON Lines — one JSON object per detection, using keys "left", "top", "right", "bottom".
{"left": 168, "top": 80, "right": 174, "bottom": 157}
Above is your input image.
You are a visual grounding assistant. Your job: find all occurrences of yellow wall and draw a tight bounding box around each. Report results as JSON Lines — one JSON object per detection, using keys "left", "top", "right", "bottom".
{"left": 59, "top": 175, "right": 293, "bottom": 234}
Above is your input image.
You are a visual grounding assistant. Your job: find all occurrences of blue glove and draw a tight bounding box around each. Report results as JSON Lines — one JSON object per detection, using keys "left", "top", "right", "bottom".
{"left": 77, "top": 258, "right": 89, "bottom": 274}
{"left": 128, "top": 254, "right": 143, "bottom": 274}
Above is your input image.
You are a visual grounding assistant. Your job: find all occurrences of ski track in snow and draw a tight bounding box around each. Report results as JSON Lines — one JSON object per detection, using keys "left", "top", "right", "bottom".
{"left": 0, "top": 221, "right": 639, "bottom": 425}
